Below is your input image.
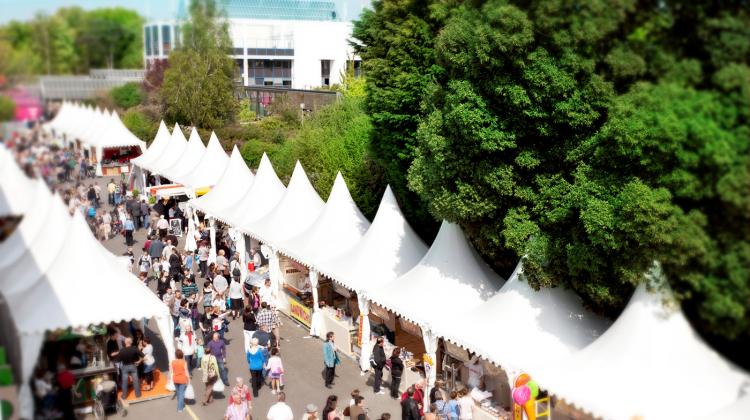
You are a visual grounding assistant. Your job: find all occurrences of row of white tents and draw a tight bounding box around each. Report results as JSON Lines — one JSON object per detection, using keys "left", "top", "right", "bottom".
{"left": 43, "top": 101, "right": 146, "bottom": 175}
{"left": 0, "top": 146, "right": 176, "bottom": 419}
{"left": 127, "top": 122, "right": 750, "bottom": 420}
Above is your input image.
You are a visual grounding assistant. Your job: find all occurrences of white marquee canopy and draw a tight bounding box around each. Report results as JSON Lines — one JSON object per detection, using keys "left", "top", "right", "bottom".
{"left": 140, "top": 122, "right": 187, "bottom": 176}
{"left": 188, "top": 145, "right": 255, "bottom": 219}
{"left": 316, "top": 185, "right": 428, "bottom": 294}
{"left": 277, "top": 172, "right": 370, "bottom": 270}
{"left": 240, "top": 161, "right": 323, "bottom": 246}
{"left": 221, "top": 153, "right": 286, "bottom": 227}
{"left": 176, "top": 132, "right": 229, "bottom": 190}
{"left": 535, "top": 266, "right": 750, "bottom": 420}
{"left": 434, "top": 261, "right": 610, "bottom": 377}
{"left": 130, "top": 120, "right": 171, "bottom": 169}
{"left": 160, "top": 127, "right": 206, "bottom": 183}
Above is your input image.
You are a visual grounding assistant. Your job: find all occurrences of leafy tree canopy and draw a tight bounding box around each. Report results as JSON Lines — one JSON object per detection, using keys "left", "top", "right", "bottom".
{"left": 355, "top": 0, "right": 750, "bottom": 351}
{"left": 160, "top": 0, "right": 238, "bottom": 128}
{"left": 110, "top": 82, "right": 144, "bottom": 109}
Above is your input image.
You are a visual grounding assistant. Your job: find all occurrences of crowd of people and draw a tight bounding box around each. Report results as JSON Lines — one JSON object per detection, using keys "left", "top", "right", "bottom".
{"left": 4, "top": 126, "right": 480, "bottom": 420}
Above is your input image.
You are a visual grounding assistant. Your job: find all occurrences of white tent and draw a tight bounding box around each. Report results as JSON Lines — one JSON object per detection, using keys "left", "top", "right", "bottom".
{"left": 220, "top": 152, "right": 285, "bottom": 228}
{"left": 140, "top": 122, "right": 187, "bottom": 177}
{"left": 0, "top": 145, "right": 34, "bottom": 215}
{"left": 367, "top": 221, "right": 505, "bottom": 403}
{"left": 433, "top": 261, "right": 609, "bottom": 381}
{"left": 315, "top": 185, "right": 428, "bottom": 371}
{"left": 130, "top": 120, "right": 171, "bottom": 169}
{"left": 278, "top": 172, "right": 370, "bottom": 270}
{"left": 82, "top": 111, "right": 146, "bottom": 175}
{"left": 188, "top": 145, "right": 255, "bottom": 220}
{"left": 0, "top": 151, "right": 175, "bottom": 419}
{"left": 534, "top": 266, "right": 750, "bottom": 420}
{"left": 160, "top": 127, "right": 206, "bottom": 183}
{"left": 175, "top": 132, "right": 229, "bottom": 191}
{"left": 696, "top": 395, "right": 750, "bottom": 420}
{"left": 240, "top": 160, "right": 323, "bottom": 246}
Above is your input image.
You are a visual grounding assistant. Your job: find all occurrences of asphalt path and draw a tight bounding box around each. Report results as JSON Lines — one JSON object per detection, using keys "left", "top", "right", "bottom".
{"left": 90, "top": 176, "right": 403, "bottom": 420}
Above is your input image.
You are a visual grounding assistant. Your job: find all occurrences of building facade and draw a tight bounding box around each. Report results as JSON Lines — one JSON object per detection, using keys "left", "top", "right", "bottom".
{"left": 143, "top": 0, "right": 366, "bottom": 90}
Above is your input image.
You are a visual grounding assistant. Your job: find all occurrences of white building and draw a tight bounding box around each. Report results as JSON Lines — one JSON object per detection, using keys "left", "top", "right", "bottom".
{"left": 144, "top": 0, "right": 367, "bottom": 89}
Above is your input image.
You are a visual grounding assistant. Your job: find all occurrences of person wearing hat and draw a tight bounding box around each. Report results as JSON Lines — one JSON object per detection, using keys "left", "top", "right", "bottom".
{"left": 267, "top": 392, "right": 294, "bottom": 420}
{"left": 301, "top": 403, "right": 319, "bottom": 420}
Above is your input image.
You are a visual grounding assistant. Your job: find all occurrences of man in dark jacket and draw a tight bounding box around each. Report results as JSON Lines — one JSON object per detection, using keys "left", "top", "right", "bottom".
{"left": 372, "top": 337, "right": 387, "bottom": 394}
{"left": 401, "top": 387, "right": 420, "bottom": 420}
{"left": 128, "top": 197, "right": 142, "bottom": 229}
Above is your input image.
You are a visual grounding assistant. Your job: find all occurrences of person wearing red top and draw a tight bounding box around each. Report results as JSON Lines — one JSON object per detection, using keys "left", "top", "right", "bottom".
{"left": 400, "top": 382, "right": 425, "bottom": 417}
{"left": 230, "top": 377, "right": 252, "bottom": 412}
{"left": 56, "top": 364, "right": 76, "bottom": 420}
{"left": 172, "top": 349, "right": 189, "bottom": 413}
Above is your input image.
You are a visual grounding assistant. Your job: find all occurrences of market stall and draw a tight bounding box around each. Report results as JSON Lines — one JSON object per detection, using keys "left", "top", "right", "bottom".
{"left": 367, "top": 221, "right": 505, "bottom": 407}
{"left": 240, "top": 161, "right": 324, "bottom": 315}
{"left": 433, "top": 261, "right": 610, "bottom": 418}
{"left": 316, "top": 185, "right": 428, "bottom": 372}
{"left": 84, "top": 110, "right": 146, "bottom": 176}
{"left": 129, "top": 121, "right": 172, "bottom": 193}
{"left": 0, "top": 163, "right": 174, "bottom": 419}
{"left": 275, "top": 173, "right": 371, "bottom": 355}
{"left": 534, "top": 264, "right": 750, "bottom": 420}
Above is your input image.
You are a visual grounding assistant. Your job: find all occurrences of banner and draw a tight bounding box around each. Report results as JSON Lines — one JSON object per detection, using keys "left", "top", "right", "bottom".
{"left": 288, "top": 296, "right": 311, "bottom": 327}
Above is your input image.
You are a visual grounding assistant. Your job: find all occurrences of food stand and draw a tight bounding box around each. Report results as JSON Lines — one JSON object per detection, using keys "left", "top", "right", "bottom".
{"left": 99, "top": 146, "right": 142, "bottom": 176}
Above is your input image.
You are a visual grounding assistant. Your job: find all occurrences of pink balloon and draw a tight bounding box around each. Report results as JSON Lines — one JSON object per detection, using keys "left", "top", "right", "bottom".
{"left": 513, "top": 385, "right": 531, "bottom": 405}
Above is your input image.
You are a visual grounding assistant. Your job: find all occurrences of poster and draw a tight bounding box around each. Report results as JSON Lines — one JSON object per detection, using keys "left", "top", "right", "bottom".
{"left": 288, "top": 296, "right": 311, "bottom": 327}
{"left": 169, "top": 218, "right": 182, "bottom": 237}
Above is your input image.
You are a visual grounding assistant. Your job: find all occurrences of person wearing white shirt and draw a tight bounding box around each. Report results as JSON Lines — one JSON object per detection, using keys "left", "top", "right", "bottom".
{"left": 229, "top": 278, "right": 244, "bottom": 319}
{"left": 259, "top": 278, "right": 277, "bottom": 308}
{"left": 464, "top": 357, "right": 484, "bottom": 389}
{"left": 267, "top": 392, "right": 294, "bottom": 420}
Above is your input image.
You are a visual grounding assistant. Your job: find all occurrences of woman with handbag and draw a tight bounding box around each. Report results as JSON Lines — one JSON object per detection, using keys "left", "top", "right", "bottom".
{"left": 172, "top": 349, "right": 189, "bottom": 413}
{"left": 201, "top": 346, "right": 220, "bottom": 406}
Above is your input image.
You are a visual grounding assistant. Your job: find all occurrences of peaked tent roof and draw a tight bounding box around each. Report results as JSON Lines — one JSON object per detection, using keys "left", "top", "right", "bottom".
{"left": 131, "top": 120, "right": 171, "bottom": 168}
{"left": 277, "top": 172, "right": 370, "bottom": 270}
{"left": 367, "top": 221, "right": 504, "bottom": 327}
{"left": 188, "top": 145, "right": 255, "bottom": 219}
{"left": 316, "top": 185, "right": 428, "bottom": 294}
{"left": 535, "top": 266, "right": 750, "bottom": 420}
{"left": 90, "top": 111, "right": 146, "bottom": 149}
{"left": 0, "top": 146, "right": 34, "bottom": 216}
{"left": 79, "top": 108, "right": 107, "bottom": 146}
{"left": 142, "top": 123, "right": 187, "bottom": 175}
{"left": 434, "top": 261, "right": 610, "bottom": 375}
{"left": 161, "top": 127, "right": 206, "bottom": 182}
{"left": 241, "top": 161, "right": 324, "bottom": 246}
{"left": 219, "top": 152, "right": 285, "bottom": 227}
{"left": 176, "top": 132, "right": 229, "bottom": 189}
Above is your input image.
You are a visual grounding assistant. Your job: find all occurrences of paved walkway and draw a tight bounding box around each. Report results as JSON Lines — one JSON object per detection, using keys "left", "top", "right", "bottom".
{"left": 91, "top": 176, "right": 403, "bottom": 420}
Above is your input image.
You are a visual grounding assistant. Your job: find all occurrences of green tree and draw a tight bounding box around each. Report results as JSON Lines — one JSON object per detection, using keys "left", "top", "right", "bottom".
{"left": 29, "top": 12, "right": 78, "bottom": 74}
{"left": 75, "top": 8, "right": 144, "bottom": 69}
{"left": 161, "top": 0, "right": 238, "bottom": 128}
{"left": 0, "top": 96, "right": 15, "bottom": 121}
{"left": 360, "top": 0, "right": 750, "bottom": 355}
{"left": 352, "top": 0, "right": 444, "bottom": 239}
{"left": 122, "top": 108, "right": 158, "bottom": 141}
{"left": 110, "top": 82, "right": 145, "bottom": 109}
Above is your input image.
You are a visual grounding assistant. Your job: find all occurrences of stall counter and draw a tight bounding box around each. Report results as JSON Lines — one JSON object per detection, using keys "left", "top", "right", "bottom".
{"left": 321, "top": 307, "right": 358, "bottom": 357}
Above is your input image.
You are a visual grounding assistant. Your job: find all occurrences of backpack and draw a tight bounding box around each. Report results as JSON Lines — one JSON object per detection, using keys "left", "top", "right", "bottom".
{"left": 232, "top": 266, "right": 241, "bottom": 279}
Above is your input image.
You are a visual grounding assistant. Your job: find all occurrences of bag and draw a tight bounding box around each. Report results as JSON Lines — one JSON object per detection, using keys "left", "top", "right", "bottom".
{"left": 206, "top": 357, "right": 218, "bottom": 378}
{"left": 212, "top": 379, "right": 225, "bottom": 393}
{"left": 166, "top": 381, "right": 176, "bottom": 392}
{"left": 184, "top": 383, "right": 195, "bottom": 400}
{"left": 343, "top": 406, "right": 351, "bottom": 417}
{"left": 369, "top": 353, "right": 377, "bottom": 369}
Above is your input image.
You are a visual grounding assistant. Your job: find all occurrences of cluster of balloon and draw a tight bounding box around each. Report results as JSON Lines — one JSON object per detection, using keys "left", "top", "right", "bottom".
{"left": 512, "top": 373, "right": 539, "bottom": 420}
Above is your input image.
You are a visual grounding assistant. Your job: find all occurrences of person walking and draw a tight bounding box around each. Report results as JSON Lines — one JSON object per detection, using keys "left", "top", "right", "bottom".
{"left": 107, "top": 179, "right": 116, "bottom": 205}
{"left": 124, "top": 215, "right": 135, "bottom": 246}
{"left": 302, "top": 404, "right": 319, "bottom": 420}
{"left": 141, "top": 337, "right": 156, "bottom": 391}
{"left": 265, "top": 347, "right": 284, "bottom": 394}
{"left": 348, "top": 396, "right": 368, "bottom": 420}
{"left": 229, "top": 277, "right": 244, "bottom": 320}
{"left": 178, "top": 324, "right": 198, "bottom": 377}
{"left": 246, "top": 337, "right": 267, "bottom": 398}
{"left": 208, "top": 331, "right": 229, "bottom": 386}
{"left": 172, "top": 349, "right": 189, "bottom": 413}
{"left": 117, "top": 337, "right": 143, "bottom": 400}
{"left": 372, "top": 337, "right": 387, "bottom": 395}
{"left": 225, "top": 392, "right": 251, "bottom": 420}
{"left": 242, "top": 306, "right": 258, "bottom": 352}
{"left": 322, "top": 395, "right": 342, "bottom": 420}
{"left": 267, "top": 392, "right": 294, "bottom": 420}
{"left": 389, "top": 347, "right": 404, "bottom": 399}
{"left": 201, "top": 346, "right": 220, "bottom": 406}
{"left": 157, "top": 214, "right": 170, "bottom": 239}
{"left": 231, "top": 377, "right": 253, "bottom": 413}
{"left": 322, "top": 332, "right": 339, "bottom": 388}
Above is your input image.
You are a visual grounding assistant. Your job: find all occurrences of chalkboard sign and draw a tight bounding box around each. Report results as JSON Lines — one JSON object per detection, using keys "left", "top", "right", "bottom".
{"left": 169, "top": 218, "right": 182, "bottom": 237}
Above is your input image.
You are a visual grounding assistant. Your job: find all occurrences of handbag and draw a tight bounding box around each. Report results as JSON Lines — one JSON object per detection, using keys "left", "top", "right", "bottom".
{"left": 184, "top": 383, "right": 195, "bottom": 400}
{"left": 212, "top": 379, "right": 226, "bottom": 393}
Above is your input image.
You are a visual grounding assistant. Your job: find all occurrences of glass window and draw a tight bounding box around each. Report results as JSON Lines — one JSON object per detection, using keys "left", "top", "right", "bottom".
{"left": 254, "top": 77, "right": 264, "bottom": 85}
{"left": 233, "top": 47, "right": 244, "bottom": 55}
{"left": 236, "top": 59, "right": 245, "bottom": 75}
{"left": 162, "top": 25, "right": 171, "bottom": 54}
{"left": 282, "top": 80, "right": 291, "bottom": 86}
{"left": 145, "top": 27, "right": 152, "bottom": 56}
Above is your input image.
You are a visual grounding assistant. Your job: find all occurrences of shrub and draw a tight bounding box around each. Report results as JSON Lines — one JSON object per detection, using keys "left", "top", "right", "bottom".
{"left": 110, "top": 82, "right": 144, "bottom": 110}
{"left": 122, "top": 109, "right": 157, "bottom": 142}
{"left": 0, "top": 96, "right": 15, "bottom": 121}
{"left": 238, "top": 104, "right": 256, "bottom": 124}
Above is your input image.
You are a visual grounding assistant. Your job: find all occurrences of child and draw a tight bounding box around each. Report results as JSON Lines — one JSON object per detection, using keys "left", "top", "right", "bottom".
{"left": 264, "top": 347, "right": 284, "bottom": 394}
{"left": 195, "top": 337, "right": 205, "bottom": 367}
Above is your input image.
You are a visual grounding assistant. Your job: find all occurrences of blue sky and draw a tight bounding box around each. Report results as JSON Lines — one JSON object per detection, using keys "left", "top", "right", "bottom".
{"left": 0, "top": 0, "right": 177, "bottom": 23}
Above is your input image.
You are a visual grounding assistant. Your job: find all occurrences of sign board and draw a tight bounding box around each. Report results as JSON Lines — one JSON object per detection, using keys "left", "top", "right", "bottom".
{"left": 289, "top": 296, "right": 311, "bottom": 327}
{"left": 169, "top": 218, "right": 182, "bottom": 237}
